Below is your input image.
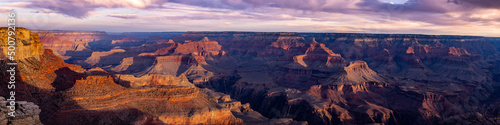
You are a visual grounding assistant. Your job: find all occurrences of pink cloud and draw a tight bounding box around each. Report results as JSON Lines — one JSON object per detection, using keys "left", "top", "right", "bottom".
{"left": 107, "top": 14, "right": 139, "bottom": 19}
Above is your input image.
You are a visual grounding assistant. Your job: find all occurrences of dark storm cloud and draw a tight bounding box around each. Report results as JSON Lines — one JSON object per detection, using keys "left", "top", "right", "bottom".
{"left": 452, "top": 0, "right": 500, "bottom": 9}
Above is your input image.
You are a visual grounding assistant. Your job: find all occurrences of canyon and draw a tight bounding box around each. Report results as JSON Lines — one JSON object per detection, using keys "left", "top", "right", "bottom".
{"left": 1, "top": 28, "right": 500, "bottom": 124}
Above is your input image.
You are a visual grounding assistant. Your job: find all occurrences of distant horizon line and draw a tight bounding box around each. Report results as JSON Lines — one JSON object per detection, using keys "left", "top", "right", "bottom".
{"left": 26, "top": 29, "right": 500, "bottom": 38}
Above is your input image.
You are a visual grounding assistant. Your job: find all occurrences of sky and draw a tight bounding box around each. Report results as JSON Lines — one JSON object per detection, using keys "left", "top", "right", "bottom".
{"left": 0, "top": 0, "right": 499, "bottom": 36}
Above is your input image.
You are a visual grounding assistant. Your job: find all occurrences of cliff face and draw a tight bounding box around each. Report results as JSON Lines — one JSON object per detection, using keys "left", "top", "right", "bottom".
{"left": 290, "top": 40, "right": 344, "bottom": 68}
{"left": 174, "top": 37, "right": 225, "bottom": 57}
{"left": 1, "top": 28, "right": 85, "bottom": 124}
{"left": 57, "top": 76, "right": 242, "bottom": 125}
{"left": 1, "top": 28, "right": 85, "bottom": 91}
{"left": 1, "top": 28, "right": 244, "bottom": 125}
{"left": 178, "top": 32, "right": 500, "bottom": 125}
{"left": 1, "top": 28, "right": 44, "bottom": 60}
{"left": 32, "top": 30, "right": 117, "bottom": 63}
{"left": 82, "top": 43, "right": 172, "bottom": 68}
{"left": 116, "top": 74, "right": 193, "bottom": 87}
{"left": 133, "top": 37, "right": 227, "bottom": 83}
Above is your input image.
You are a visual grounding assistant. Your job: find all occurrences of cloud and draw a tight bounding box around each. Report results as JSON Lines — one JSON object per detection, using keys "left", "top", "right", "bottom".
{"left": 155, "top": 11, "right": 297, "bottom": 21}
{"left": 166, "top": 0, "right": 252, "bottom": 9}
{"left": 356, "top": 0, "right": 450, "bottom": 13}
{"left": 21, "top": 0, "right": 497, "bottom": 19}
{"left": 22, "top": 0, "right": 365, "bottom": 18}
{"left": 0, "top": 2, "right": 28, "bottom": 13}
{"left": 28, "top": 0, "right": 160, "bottom": 18}
{"left": 28, "top": 0, "right": 96, "bottom": 18}
{"left": 107, "top": 14, "right": 139, "bottom": 19}
{"left": 452, "top": 0, "right": 500, "bottom": 9}
{"left": 5, "top": 0, "right": 500, "bottom": 37}
{"left": 0, "top": 8, "right": 14, "bottom": 13}
{"left": 0, "top": 2, "right": 30, "bottom": 8}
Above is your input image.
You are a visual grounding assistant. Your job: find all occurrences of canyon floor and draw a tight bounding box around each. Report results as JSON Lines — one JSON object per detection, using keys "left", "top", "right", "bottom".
{"left": 1, "top": 28, "right": 500, "bottom": 125}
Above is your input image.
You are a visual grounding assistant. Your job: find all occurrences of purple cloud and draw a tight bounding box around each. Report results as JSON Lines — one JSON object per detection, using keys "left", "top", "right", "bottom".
{"left": 23, "top": 0, "right": 497, "bottom": 18}
{"left": 0, "top": 8, "right": 14, "bottom": 13}
{"left": 5, "top": 0, "right": 499, "bottom": 33}
{"left": 27, "top": 0, "right": 164, "bottom": 18}
{"left": 29, "top": 0, "right": 97, "bottom": 18}
{"left": 107, "top": 14, "right": 139, "bottom": 19}
{"left": 356, "top": 0, "right": 449, "bottom": 14}
{"left": 154, "top": 10, "right": 296, "bottom": 21}
{"left": 452, "top": 0, "right": 500, "bottom": 8}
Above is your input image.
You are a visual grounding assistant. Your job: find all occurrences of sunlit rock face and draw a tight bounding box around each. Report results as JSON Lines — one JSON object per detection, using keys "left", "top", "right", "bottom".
{"left": 33, "top": 30, "right": 500, "bottom": 125}
{"left": 57, "top": 76, "right": 243, "bottom": 125}
{"left": 1, "top": 28, "right": 44, "bottom": 60}
{"left": 1, "top": 28, "right": 246, "bottom": 125}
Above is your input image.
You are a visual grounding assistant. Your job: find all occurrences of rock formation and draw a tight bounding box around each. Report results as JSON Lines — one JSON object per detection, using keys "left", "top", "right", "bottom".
{"left": 0, "top": 97, "right": 42, "bottom": 125}
{"left": 32, "top": 30, "right": 500, "bottom": 125}
{"left": 56, "top": 76, "right": 242, "bottom": 125}
{"left": 1, "top": 28, "right": 247, "bottom": 125}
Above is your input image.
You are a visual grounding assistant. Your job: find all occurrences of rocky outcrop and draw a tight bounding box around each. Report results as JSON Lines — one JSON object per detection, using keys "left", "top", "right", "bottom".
{"left": 110, "top": 56, "right": 155, "bottom": 73}
{"left": 288, "top": 39, "right": 345, "bottom": 68}
{"left": 121, "top": 38, "right": 228, "bottom": 84}
{"left": 190, "top": 32, "right": 500, "bottom": 125}
{"left": 82, "top": 43, "right": 173, "bottom": 68}
{"left": 84, "top": 48, "right": 126, "bottom": 66}
{"left": 1, "top": 28, "right": 44, "bottom": 60}
{"left": 224, "top": 78, "right": 396, "bottom": 125}
{"left": 33, "top": 31, "right": 183, "bottom": 64}
{"left": 201, "top": 88, "right": 308, "bottom": 125}
{"left": 31, "top": 31, "right": 110, "bottom": 43}
{"left": 0, "top": 97, "right": 42, "bottom": 125}
{"left": 273, "top": 39, "right": 347, "bottom": 88}
{"left": 32, "top": 30, "right": 118, "bottom": 61}
{"left": 35, "top": 31, "right": 82, "bottom": 60}
{"left": 337, "top": 61, "right": 385, "bottom": 84}
{"left": 224, "top": 32, "right": 305, "bottom": 57}
{"left": 138, "top": 55, "right": 185, "bottom": 76}
{"left": 1, "top": 28, "right": 85, "bottom": 91}
{"left": 55, "top": 76, "right": 242, "bottom": 125}
{"left": 174, "top": 37, "right": 226, "bottom": 57}
{"left": 116, "top": 74, "right": 193, "bottom": 87}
